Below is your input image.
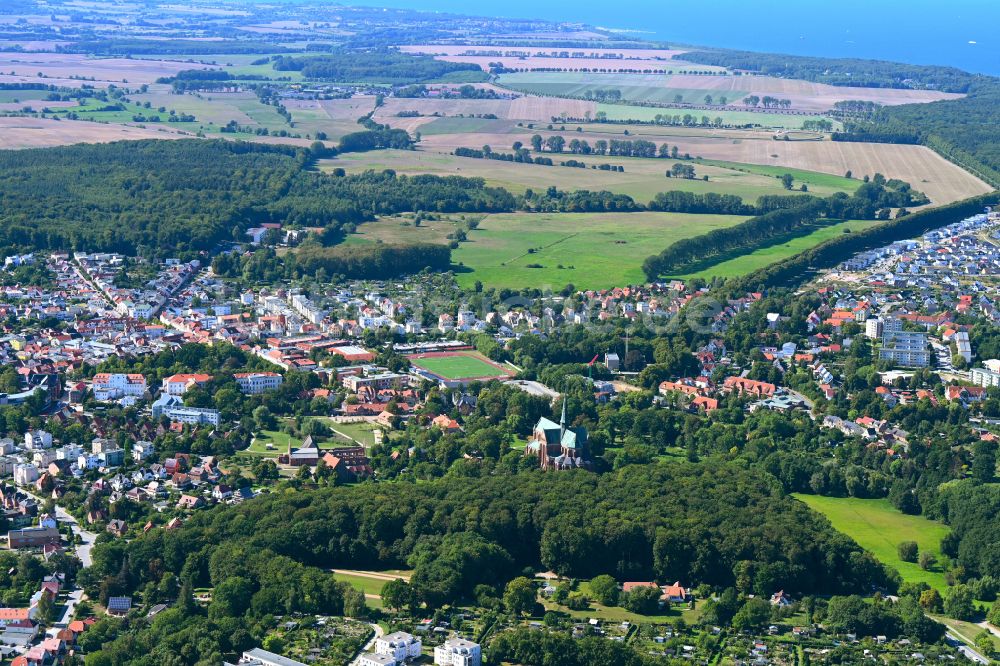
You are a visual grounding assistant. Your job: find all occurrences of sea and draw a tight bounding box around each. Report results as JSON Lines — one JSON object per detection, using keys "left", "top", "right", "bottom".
{"left": 342, "top": 0, "right": 1000, "bottom": 76}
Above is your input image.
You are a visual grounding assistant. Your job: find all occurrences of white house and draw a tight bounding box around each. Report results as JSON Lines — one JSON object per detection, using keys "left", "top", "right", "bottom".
{"left": 434, "top": 637, "right": 481, "bottom": 666}
{"left": 132, "top": 441, "right": 155, "bottom": 462}
{"left": 375, "top": 632, "right": 422, "bottom": 663}
{"left": 13, "top": 464, "right": 39, "bottom": 486}
{"left": 23, "top": 430, "right": 52, "bottom": 450}
{"left": 233, "top": 372, "right": 283, "bottom": 395}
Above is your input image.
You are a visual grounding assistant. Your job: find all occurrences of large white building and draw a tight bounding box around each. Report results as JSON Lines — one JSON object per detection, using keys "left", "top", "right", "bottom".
{"left": 879, "top": 330, "right": 930, "bottom": 368}
{"left": 375, "top": 632, "right": 421, "bottom": 663}
{"left": 971, "top": 366, "right": 1000, "bottom": 388}
{"left": 234, "top": 372, "right": 283, "bottom": 395}
{"left": 13, "top": 463, "right": 39, "bottom": 486}
{"left": 162, "top": 406, "right": 220, "bottom": 427}
{"left": 358, "top": 654, "right": 396, "bottom": 666}
{"left": 161, "top": 373, "right": 212, "bottom": 396}
{"left": 434, "top": 638, "right": 481, "bottom": 666}
{"left": 92, "top": 373, "right": 147, "bottom": 400}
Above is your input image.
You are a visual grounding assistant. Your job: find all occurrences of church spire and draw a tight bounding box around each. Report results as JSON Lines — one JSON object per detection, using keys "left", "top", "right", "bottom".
{"left": 559, "top": 396, "right": 567, "bottom": 440}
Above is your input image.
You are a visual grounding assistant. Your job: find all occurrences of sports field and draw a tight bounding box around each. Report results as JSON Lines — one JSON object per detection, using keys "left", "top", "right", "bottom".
{"left": 794, "top": 494, "right": 951, "bottom": 589}
{"left": 408, "top": 350, "right": 514, "bottom": 382}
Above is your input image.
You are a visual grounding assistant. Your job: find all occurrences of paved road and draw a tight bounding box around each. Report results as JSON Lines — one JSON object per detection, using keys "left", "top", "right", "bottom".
{"left": 946, "top": 631, "right": 989, "bottom": 664}
{"left": 348, "top": 622, "right": 384, "bottom": 666}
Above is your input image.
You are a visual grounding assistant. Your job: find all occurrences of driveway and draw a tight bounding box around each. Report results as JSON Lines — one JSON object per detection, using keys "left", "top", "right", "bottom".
{"left": 348, "top": 622, "right": 384, "bottom": 666}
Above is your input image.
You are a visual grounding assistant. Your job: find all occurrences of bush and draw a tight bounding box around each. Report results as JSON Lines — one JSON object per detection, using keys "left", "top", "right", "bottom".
{"left": 588, "top": 575, "right": 619, "bottom": 607}
{"left": 898, "top": 541, "right": 919, "bottom": 563}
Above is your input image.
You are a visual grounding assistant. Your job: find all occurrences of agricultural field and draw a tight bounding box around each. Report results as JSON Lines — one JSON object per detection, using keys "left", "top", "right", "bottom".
{"left": 450, "top": 211, "right": 749, "bottom": 290}
{"left": 498, "top": 71, "right": 964, "bottom": 112}
{"left": 794, "top": 494, "right": 951, "bottom": 589}
{"left": 594, "top": 103, "right": 841, "bottom": 130}
{"left": 415, "top": 125, "right": 990, "bottom": 206}
{"left": 323, "top": 149, "right": 858, "bottom": 203}
{"left": 407, "top": 350, "right": 515, "bottom": 382}
{"left": 0, "top": 52, "right": 213, "bottom": 86}
{"left": 373, "top": 95, "right": 597, "bottom": 124}
{"left": 398, "top": 44, "right": 699, "bottom": 73}
{"left": 0, "top": 116, "right": 188, "bottom": 149}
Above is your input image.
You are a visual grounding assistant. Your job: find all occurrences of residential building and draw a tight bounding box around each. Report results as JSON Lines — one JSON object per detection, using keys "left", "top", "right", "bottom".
{"left": 955, "top": 331, "right": 973, "bottom": 363}
{"left": 23, "top": 430, "right": 52, "bottom": 450}
{"left": 864, "top": 318, "right": 883, "bottom": 340}
{"left": 13, "top": 464, "right": 39, "bottom": 486}
{"left": 879, "top": 330, "right": 930, "bottom": 368}
{"left": 231, "top": 648, "right": 308, "bottom": 666}
{"left": 7, "top": 526, "right": 60, "bottom": 550}
{"left": 971, "top": 366, "right": 1000, "bottom": 388}
{"left": 358, "top": 654, "right": 396, "bottom": 666}
{"left": 132, "top": 441, "right": 155, "bottom": 461}
{"left": 162, "top": 405, "right": 220, "bottom": 427}
{"left": 434, "top": 638, "right": 482, "bottom": 666}
{"left": 375, "top": 632, "right": 422, "bottom": 663}
{"left": 234, "top": 372, "right": 283, "bottom": 395}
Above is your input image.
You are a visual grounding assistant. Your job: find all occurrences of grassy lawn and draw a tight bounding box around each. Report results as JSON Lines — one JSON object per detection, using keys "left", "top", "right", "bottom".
{"left": 695, "top": 158, "right": 859, "bottom": 191}
{"left": 934, "top": 616, "right": 1000, "bottom": 652}
{"left": 451, "top": 211, "right": 748, "bottom": 290}
{"left": 245, "top": 429, "right": 300, "bottom": 456}
{"left": 328, "top": 420, "right": 381, "bottom": 448}
{"left": 332, "top": 572, "right": 389, "bottom": 597}
{"left": 675, "top": 219, "right": 879, "bottom": 280}
{"left": 499, "top": 72, "right": 735, "bottom": 106}
{"left": 794, "top": 494, "right": 951, "bottom": 590}
{"left": 408, "top": 351, "right": 511, "bottom": 381}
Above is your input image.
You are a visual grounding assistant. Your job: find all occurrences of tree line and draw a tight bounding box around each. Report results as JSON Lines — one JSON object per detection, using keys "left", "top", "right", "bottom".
{"left": 272, "top": 49, "right": 480, "bottom": 83}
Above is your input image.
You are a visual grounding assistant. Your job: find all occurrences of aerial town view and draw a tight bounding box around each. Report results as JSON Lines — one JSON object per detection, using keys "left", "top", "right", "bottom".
{"left": 0, "top": 0, "right": 999, "bottom": 664}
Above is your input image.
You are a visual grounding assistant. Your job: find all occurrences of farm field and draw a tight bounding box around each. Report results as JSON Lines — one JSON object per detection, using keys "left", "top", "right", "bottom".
{"left": 498, "top": 71, "right": 965, "bottom": 112}
{"left": 450, "top": 211, "right": 750, "bottom": 289}
{"left": 674, "top": 219, "right": 878, "bottom": 280}
{"left": 417, "top": 126, "right": 989, "bottom": 207}
{"left": 407, "top": 350, "right": 514, "bottom": 382}
{"left": 323, "top": 149, "right": 857, "bottom": 203}
{"left": 594, "top": 102, "right": 841, "bottom": 130}
{"left": 374, "top": 95, "right": 596, "bottom": 124}
{"left": 0, "top": 116, "right": 188, "bottom": 149}
{"left": 0, "top": 52, "right": 213, "bottom": 86}
{"left": 794, "top": 494, "right": 951, "bottom": 590}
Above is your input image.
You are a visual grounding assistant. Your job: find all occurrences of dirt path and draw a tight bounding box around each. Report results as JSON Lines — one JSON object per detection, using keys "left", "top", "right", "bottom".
{"left": 332, "top": 569, "right": 412, "bottom": 582}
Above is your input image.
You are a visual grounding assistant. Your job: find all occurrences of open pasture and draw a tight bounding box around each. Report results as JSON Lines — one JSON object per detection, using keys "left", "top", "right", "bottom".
{"left": 675, "top": 218, "right": 879, "bottom": 280}
{"left": 450, "top": 211, "right": 750, "bottom": 289}
{"left": 794, "top": 494, "right": 951, "bottom": 590}
{"left": 323, "top": 148, "right": 856, "bottom": 204}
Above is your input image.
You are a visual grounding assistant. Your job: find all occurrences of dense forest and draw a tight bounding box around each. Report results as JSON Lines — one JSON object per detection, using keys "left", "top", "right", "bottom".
{"left": 0, "top": 140, "right": 515, "bottom": 259}
{"left": 272, "top": 49, "right": 482, "bottom": 83}
{"left": 82, "top": 462, "right": 888, "bottom": 607}
{"left": 677, "top": 49, "right": 981, "bottom": 92}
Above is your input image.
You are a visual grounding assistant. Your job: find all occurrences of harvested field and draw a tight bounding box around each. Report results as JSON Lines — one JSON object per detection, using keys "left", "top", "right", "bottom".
{"left": 416, "top": 127, "right": 991, "bottom": 206}
{"left": 401, "top": 44, "right": 688, "bottom": 60}
{"left": 499, "top": 71, "right": 964, "bottom": 112}
{"left": 0, "top": 53, "right": 214, "bottom": 86}
{"left": 374, "top": 95, "right": 595, "bottom": 124}
{"left": 0, "top": 116, "right": 189, "bottom": 149}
